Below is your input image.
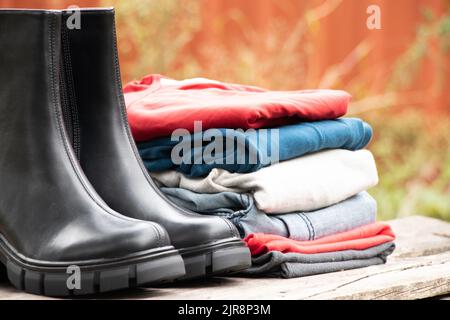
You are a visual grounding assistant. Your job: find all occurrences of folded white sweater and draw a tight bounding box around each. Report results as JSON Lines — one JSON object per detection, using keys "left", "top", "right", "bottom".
{"left": 151, "top": 149, "right": 379, "bottom": 214}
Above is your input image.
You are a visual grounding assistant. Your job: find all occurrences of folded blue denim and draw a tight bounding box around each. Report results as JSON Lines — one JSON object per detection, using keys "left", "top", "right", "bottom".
{"left": 138, "top": 118, "right": 373, "bottom": 177}
{"left": 240, "top": 242, "right": 395, "bottom": 278}
{"left": 161, "top": 187, "right": 377, "bottom": 240}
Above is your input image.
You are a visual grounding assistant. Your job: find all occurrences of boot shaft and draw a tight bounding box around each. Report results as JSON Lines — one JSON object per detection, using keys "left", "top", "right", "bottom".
{"left": 0, "top": 10, "right": 70, "bottom": 197}
{"left": 60, "top": 8, "right": 158, "bottom": 214}
{"left": 0, "top": 10, "right": 62, "bottom": 156}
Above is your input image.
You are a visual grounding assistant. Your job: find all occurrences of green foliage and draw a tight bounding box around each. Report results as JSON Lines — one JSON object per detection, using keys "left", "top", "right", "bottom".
{"left": 438, "top": 14, "right": 450, "bottom": 52}
{"left": 110, "top": 0, "right": 200, "bottom": 80}
{"left": 388, "top": 10, "right": 450, "bottom": 91}
{"left": 364, "top": 111, "right": 450, "bottom": 221}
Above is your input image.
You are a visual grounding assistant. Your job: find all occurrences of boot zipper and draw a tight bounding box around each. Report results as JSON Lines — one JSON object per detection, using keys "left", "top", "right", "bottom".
{"left": 59, "top": 25, "right": 81, "bottom": 159}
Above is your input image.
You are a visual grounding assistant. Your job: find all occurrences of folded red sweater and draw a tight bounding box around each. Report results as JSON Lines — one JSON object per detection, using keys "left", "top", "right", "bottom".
{"left": 124, "top": 74, "right": 351, "bottom": 141}
{"left": 245, "top": 222, "right": 396, "bottom": 256}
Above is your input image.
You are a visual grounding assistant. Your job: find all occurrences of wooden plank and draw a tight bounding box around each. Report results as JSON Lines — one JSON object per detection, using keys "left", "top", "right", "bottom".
{"left": 388, "top": 216, "right": 450, "bottom": 258}
{"left": 302, "top": 252, "right": 450, "bottom": 300}
{"left": 125, "top": 252, "right": 448, "bottom": 300}
{"left": 0, "top": 216, "right": 449, "bottom": 300}
{"left": 141, "top": 216, "right": 450, "bottom": 300}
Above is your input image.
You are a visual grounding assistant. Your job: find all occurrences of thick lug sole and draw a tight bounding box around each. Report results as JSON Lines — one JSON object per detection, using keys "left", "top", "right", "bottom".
{"left": 178, "top": 239, "right": 251, "bottom": 280}
{"left": 0, "top": 238, "right": 185, "bottom": 297}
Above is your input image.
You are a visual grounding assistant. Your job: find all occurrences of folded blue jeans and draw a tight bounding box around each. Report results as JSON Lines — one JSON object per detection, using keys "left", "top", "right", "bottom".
{"left": 161, "top": 188, "right": 377, "bottom": 240}
{"left": 138, "top": 118, "right": 373, "bottom": 177}
{"left": 240, "top": 242, "right": 395, "bottom": 278}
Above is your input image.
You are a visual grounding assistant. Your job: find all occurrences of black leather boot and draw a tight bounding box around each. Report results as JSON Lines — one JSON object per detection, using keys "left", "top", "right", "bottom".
{"left": 0, "top": 9, "right": 185, "bottom": 297}
{"left": 60, "top": 8, "right": 251, "bottom": 279}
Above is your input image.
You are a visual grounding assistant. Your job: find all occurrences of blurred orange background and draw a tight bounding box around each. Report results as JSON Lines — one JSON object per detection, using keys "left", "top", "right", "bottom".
{"left": 2, "top": 0, "right": 448, "bottom": 112}
{"left": 1, "top": 0, "right": 449, "bottom": 220}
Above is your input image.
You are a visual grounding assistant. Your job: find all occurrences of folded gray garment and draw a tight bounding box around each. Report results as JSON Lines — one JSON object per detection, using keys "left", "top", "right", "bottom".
{"left": 241, "top": 242, "right": 395, "bottom": 278}
{"left": 161, "top": 187, "right": 377, "bottom": 240}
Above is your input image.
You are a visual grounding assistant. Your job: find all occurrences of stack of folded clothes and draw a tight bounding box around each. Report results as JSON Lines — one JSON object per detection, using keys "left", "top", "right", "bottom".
{"left": 124, "top": 74, "right": 396, "bottom": 279}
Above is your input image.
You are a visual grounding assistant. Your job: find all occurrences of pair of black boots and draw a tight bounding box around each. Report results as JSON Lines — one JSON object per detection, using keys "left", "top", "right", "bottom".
{"left": 0, "top": 8, "right": 250, "bottom": 297}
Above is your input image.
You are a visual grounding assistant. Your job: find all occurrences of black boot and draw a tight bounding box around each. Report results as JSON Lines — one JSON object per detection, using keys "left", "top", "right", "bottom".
{"left": 60, "top": 8, "right": 251, "bottom": 279}
{"left": 0, "top": 9, "right": 185, "bottom": 297}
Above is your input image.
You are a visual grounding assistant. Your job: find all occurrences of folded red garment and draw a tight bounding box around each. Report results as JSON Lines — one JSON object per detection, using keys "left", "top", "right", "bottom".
{"left": 124, "top": 74, "right": 351, "bottom": 141}
{"left": 245, "top": 222, "right": 396, "bottom": 256}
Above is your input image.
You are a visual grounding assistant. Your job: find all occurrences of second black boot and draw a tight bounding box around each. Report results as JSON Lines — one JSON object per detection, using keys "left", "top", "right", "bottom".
{"left": 60, "top": 8, "right": 251, "bottom": 279}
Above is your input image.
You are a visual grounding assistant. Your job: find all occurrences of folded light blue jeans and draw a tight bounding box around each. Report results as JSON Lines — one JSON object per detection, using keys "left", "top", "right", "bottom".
{"left": 240, "top": 242, "right": 395, "bottom": 278}
{"left": 139, "top": 118, "right": 373, "bottom": 177}
{"left": 161, "top": 188, "right": 377, "bottom": 240}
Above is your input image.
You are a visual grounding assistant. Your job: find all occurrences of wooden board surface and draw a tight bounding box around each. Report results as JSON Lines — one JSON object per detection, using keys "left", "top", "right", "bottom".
{"left": 0, "top": 216, "right": 449, "bottom": 300}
